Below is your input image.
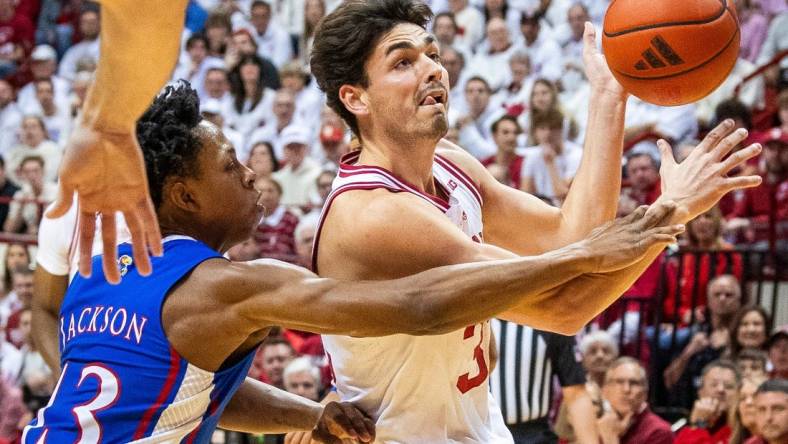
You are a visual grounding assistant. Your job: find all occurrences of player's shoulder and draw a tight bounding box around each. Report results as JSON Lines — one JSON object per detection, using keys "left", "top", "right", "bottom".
{"left": 435, "top": 139, "right": 489, "bottom": 188}
{"left": 327, "top": 187, "right": 429, "bottom": 236}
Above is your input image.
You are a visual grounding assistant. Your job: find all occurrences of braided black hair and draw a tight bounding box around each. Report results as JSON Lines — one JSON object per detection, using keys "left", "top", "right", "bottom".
{"left": 136, "top": 81, "right": 203, "bottom": 210}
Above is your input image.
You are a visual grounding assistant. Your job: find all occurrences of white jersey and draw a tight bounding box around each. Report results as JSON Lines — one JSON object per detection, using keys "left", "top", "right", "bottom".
{"left": 313, "top": 151, "right": 513, "bottom": 443}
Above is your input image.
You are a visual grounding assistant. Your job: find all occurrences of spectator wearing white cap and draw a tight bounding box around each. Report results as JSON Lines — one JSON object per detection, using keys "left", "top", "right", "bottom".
{"left": 17, "top": 45, "right": 70, "bottom": 115}
{"left": 200, "top": 98, "right": 246, "bottom": 160}
{"left": 58, "top": 4, "right": 101, "bottom": 81}
{"left": 272, "top": 124, "right": 321, "bottom": 208}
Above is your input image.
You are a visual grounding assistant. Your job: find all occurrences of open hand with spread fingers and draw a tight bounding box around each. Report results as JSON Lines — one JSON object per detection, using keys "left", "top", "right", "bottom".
{"left": 655, "top": 118, "right": 763, "bottom": 223}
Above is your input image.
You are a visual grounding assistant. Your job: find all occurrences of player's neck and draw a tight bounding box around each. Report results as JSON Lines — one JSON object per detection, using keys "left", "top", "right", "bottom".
{"left": 356, "top": 133, "right": 438, "bottom": 194}
{"left": 158, "top": 214, "right": 227, "bottom": 253}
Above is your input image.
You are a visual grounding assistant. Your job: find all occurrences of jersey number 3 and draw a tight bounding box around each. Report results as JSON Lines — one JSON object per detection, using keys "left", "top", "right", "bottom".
{"left": 456, "top": 324, "right": 488, "bottom": 394}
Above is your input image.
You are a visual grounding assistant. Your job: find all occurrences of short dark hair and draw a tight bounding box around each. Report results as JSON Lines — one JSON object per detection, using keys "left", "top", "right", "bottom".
{"left": 714, "top": 98, "right": 752, "bottom": 129}
{"left": 701, "top": 359, "right": 741, "bottom": 387}
{"left": 531, "top": 108, "right": 564, "bottom": 130}
{"left": 136, "top": 82, "right": 204, "bottom": 210}
{"left": 465, "top": 75, "right": 491, "bottom": 93}
{"left": 730, "top": 305, "right": 772, "bottom": 357}
{"left": 186, "top": 34, "right": 208, "bottom": 50}
{"left": 260, "top": 336, "right": 294, "bottom": 353}
{"left": 205, "top": 11, "right": 231, "bottom": 31}
{"left": 251, "top": 0, "right": 271, "bottom": 12}
{"left": 81, "top": 1, "right": 100, "bottom": 16}
{"left": 311, "top": 0, "right": 433, "bottom": 137}
{"left": 737, "top": 347, "right": 768, "bottom": 367}
{"left": 756, "top": 378, "right": 788, "bottom": 396}
{"left": 491, "top": 115, "right": 520, "bottom": 134}
{"left": 433, "top": 11, "right": 457, "bottom": 30}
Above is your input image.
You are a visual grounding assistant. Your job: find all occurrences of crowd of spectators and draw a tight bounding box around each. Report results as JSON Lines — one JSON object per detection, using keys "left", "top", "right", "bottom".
{"left": 0, "top": 0, "right": 786, "bottom": 442}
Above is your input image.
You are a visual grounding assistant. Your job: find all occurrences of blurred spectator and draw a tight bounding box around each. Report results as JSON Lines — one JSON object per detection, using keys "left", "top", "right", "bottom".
{"left": 597, "top": 357, "right": 673, "bottom": 444}
{"left": 0, "top": 0, "right": 34, "bottom": 80}
{"left": 29, "top": 78, "right": 71, "bottom": 144}
{"left": 17, "top": 44, "right": 69, "bottom": 114}
{"left": 767, "top": 326, "right": 788, "bottom": 379}
{"left": 1, "top": 241, "right": 28, "bottom": 295}
{"left": 490, "top": 320, "right": 597, "bottom": 444}
{"left": 482, "top": 115, "right": 524, "bottom": 188}
{"left": 750, "top": 379, "right": 788, "bottom": 444}
{"left": 755, "top": 11, "right": 788, "bottom": 72}
{"left": 624, "top": 151, "right": 660, "bottom": 206}
{"left": 0, "top": 156, "right": 19, "bottom": 229}
{"left": 440, "top": 45, "right": 469, "bottom": 115}
{"left": 662, "top": 208, "right": 743, "bottom": 325}
{"left": 258, "top": 337, "right": 296, "bottom": 390}
{"left": 470, "top": 17, "right": 517, "bottom": 90}
{"left": 224, "top": 29, "right": 281, "bottom": 92}
{"left": 247, "top": 141, "right": 279, "bottom": 187}
{"left": 432, "top": 12, "right": 472, "bottom": 61}
{"left": 559, "top": 3, "right": 589, "bottom": 69}
{"left": 248, "top": 0, "right": 292, "bottom": 68}
{"left": 517, "top": 78, "right": 576, "bottom": 145}
{"left": 482, "top": 0, "right": 520, "bottom": 35}
{"left": 730, "top": 375, "right": 768, "bottom": 444}
{"left": 0, "top": 79, "right": 22, "bottom": 153}
{"left": 675, "top": 359, "right": 740, "bottom": 444}
{"left": 200, "top": 98, "right": 244, "bottom": 158}
{"left": 453, "top": 76, "right": 502, "bottom": 159}
{"left": 202, "top": 66, "right": 232, "bottom": 108}
{"left": 449, "top": 0, "right": 485, "bottom": 49}
{"left": 663, "top": 276, "right": 744, "bottom": 409}
{"left": 728, "top": 128, "right": 788, "bottom": 250}
{"left": 67, "top": 70, "right": 93, "bottom": 118}
{"left": 0, "top": 373, "right": 29, "bottom": 443}
{"left": 227, "top": 54, "right": 277, "bottom": 136}
{"left": 696, "top": 66, "right": 765, "bottom": 130}
{"left": 254, "top": 177, "right": 298, "bottom": 263}
{"left": 203, "top": 11, "right": 231, "bottom": 58}
{"left": 226, "top": 236, "right": 261, "bottom": 261}
{"left": 521, "top": 108, "right": 582, "bottom": 203}
{"left": 4, "top": 156, "right": 56, "bottom": 234}
{"left": 293, "top": 212, "right": 317, "bottom": 268}
{"left": 317, "top": 123, "right": 347, "bottom": 167}
{"left": 172, "top": 34, "right": 225, "bottom": 99}
{"left": 310, "top": 169, "right": 335, "bottom": 214}
{"left": 13, "top": 307, "right": 55, "bottom": 410}
{"left": 730, "top": 305, "right": 772, "bottom": 359}
{"left": 57, "top": 4, "right": 99, "bottom": 81}
{"left": 283, "top": 356, "right": 321, "bottom": 402}
{"left": 579, "top": 330, "right": 619, "bottom": 413}
{"left": 516, "top": 12, "right": 562, "bottom": 81}
{"left": 298, "top": 0, "right": 325, "bottom": 67}
{"left": 492, "top": 50, "right": 533, "bottom": 113}
{"left": 248, "top": 88, "right": 299, "bottom": 157}
{"left": 279, "top": 61, "right": 323, "bottom": 127}
{"left": 737, "top": 348, "right": 769, "bottom": 380}
{"left": 272, "top": 124, "right": 321, "bottom": 208}
{"left": 6, "top": 115, "right": 60, "bottom": 184}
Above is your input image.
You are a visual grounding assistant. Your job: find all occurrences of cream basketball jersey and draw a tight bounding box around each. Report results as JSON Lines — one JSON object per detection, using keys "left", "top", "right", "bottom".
{"left": 313, "top": 151, "right": 513, "bottom": 444}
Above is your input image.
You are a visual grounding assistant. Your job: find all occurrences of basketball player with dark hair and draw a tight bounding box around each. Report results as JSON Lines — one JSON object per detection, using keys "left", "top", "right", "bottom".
{"left": 302, "top": 0, "right": 763, "bottom": 441}
{"left": 23, "top": 82, "right": 684, "bottom": 443}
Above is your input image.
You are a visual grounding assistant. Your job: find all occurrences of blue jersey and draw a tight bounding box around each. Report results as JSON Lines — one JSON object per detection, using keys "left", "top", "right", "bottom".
{"left": 23, "top": 236, "right": 255, "bottom": 444}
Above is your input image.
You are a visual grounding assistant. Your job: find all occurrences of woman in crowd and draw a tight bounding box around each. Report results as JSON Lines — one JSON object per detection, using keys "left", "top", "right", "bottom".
{"left": 227, "top": 54, "right": 277, "bottom": 137}
{"left": 299, "top": 0, "right": 326, "bottom": 67}
{"left": 518, "top": 78, "right": 577, "bottom": 146}
{"left": 730, "top": 375, "right": 768, "bottom": 444}
{"left": 2, "top": 243, "right": 29, "bottom": 294}
{"left": 729, "top": 305, "right": 771, "bottom": 359}
{"left": 246, "top": 141, "right": 280, "bottom": 188}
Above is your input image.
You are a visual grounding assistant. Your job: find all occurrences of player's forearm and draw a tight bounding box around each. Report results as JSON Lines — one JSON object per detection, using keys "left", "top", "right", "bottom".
{"left": 565, "top": 386, "right": 600, "bottom": 444}
{"left": 219, "top": 378, "right": 322, "bottom": 433}
{"left": 80, "top": 0, "right": 187, "bottom": 133}
{"left": 560, "top": 92, "right": 626, "bottom": 238}
{"left": 32, "top": 268, "right": 69, "bottom": 374}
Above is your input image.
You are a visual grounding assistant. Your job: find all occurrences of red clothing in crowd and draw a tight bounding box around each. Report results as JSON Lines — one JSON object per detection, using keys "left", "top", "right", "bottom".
{"left": 619, "top": 407, "right": 674, "bottom": 444}
{"left": 663, "top": 248, "right": 743, "bottom": 323}
{"left": 731, "top": 175, "right": 788, "bottom": 243}
{"left": 0, "top": 10, "right": 34, "bottom": 58}
{"left": 255, "top": 205, "right": 299, "bottom": 263}
{"left": 481, "top": 155, "right": 525, "bottom": 189}
{"left": 675, "top": 423, "right": 731, "bottom": 444}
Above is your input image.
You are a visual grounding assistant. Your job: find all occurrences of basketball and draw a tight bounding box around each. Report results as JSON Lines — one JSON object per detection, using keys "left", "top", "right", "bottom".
{"left": 602, "top": 0, "right": 740, "bottom": 106}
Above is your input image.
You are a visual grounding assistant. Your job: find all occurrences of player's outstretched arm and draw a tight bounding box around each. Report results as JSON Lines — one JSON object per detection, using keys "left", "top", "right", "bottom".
{"left": 499, "top": 120, "right": 762, "bottom": 328}
{"left": 47, "top": 0, "right": 189, "bottom": 283}
{"left": 219, "top": 378, "right": 374, "bottom": 442}
{"left": 211, "top": 201, "right": 681, "bottom": 336}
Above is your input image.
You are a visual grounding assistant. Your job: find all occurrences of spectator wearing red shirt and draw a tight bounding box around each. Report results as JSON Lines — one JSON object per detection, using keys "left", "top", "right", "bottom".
{"left": 597, "top": 357, "right": 673, "bottom": 444}
{"left": 625, "top": 151, "right": 661, "bottom": 205}
{"left": 663, "top": 206, "right": 744, "bottom": 325}
{"left": 254, "top": 177, "right": 299, "bottom": 263}
{"left": 729, "top": 128, "right": 788, "bottom": 251}
{"left": 0, "top": 0, "right": 34, "bottom": 80}
{"left": 481, "top": 115, "right": 524, "bottom": 189}
{"left": 676, "top": 360, "right": 740, "bottom": 444}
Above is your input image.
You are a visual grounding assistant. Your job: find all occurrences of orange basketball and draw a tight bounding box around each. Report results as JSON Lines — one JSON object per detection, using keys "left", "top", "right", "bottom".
{"left": 602, "top": 0, "right": 740, "bottom": 106}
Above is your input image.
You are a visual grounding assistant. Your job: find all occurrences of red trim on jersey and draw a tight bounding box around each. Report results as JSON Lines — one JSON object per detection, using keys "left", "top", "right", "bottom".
{"left": 337, "top": 168, "right": 450, "bottom": 211}
{"left": 434, "top": 154, "right": 483, "bottom": 206}
{"left": 133, "top": 346, "right": 182, "bottom": 439}
{"left": 311, "top": 182, "right": 405, "bottom": 273}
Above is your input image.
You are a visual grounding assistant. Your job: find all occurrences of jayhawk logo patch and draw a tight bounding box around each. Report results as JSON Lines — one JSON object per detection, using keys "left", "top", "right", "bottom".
{"left": 118, "top": 255, "right": 133, "bottom": 277}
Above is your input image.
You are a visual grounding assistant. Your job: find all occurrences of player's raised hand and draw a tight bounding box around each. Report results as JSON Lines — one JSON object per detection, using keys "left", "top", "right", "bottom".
{"left": 582, "top": 22, "right": 627, "bottom": 100}
{"left": 581, "top": 201, "right": 685, "bottom": 273}
{"left": 46, "top": 123, "right": 163, "bottom": 284}
{"left": 656, "top": 118, "right": 763, "bottom": 222}
{"left": 312, "top": 401, "right": 375, "bottom": 443}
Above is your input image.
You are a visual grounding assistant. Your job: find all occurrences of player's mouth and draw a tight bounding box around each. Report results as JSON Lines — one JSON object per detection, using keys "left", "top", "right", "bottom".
{"left": 418, "top": 89, "right": 447, "bottom": 109}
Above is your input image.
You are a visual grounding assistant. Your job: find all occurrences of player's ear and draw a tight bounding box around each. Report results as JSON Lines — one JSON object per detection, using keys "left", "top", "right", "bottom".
{"left": 166, "top": 181, "right": 199, "bottom": 213}
{"left": 338, "top": 84, "right": 369, "bottom": 119}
